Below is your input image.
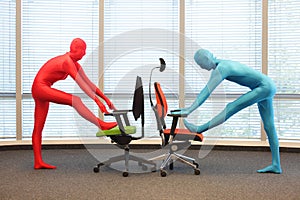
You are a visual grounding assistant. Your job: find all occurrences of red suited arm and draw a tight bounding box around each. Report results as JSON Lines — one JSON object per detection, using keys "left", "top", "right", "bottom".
{"left": 76, "top": 64, "right": 115, "bottom": 110}
{"left": 64, "top": 59, "right": 109, "bottom": 113}
{"left": 76, "top": 66, "right": 106, "bottom": 99}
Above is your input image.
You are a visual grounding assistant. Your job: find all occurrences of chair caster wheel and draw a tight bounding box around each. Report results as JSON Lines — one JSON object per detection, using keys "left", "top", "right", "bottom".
{"left": 151, "top": 167, "right": 157, "bottom": 173}
{"left": 93, "top": 167, "right": 99, "bottom": 173}
{"left": 169, "top": 162, "right": 174, "bottom": 170}
{"left": 123, "top": 172, "right": 129, "bottom": 177}
{"left": 160, "top": 170, "right": 167, "bottom": 177}
{"left": 194, "top": 168, "right": 200, "bottom": 175}
{"left": 193, "top": 161, "right": 199, "bottom": 168}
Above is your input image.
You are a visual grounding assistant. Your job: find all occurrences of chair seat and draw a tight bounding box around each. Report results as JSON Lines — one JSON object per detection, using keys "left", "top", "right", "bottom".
{"left": 163, "top": 128, "right": 204, "bottom": 142}
{"left": 96, "top": 126, "right": 136, "bottom": 137}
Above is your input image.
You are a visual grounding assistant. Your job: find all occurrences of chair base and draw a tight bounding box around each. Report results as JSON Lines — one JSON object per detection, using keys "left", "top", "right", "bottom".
{"left": 148, "top": 145, "right": 201, "bottom": 177}
{"left": 93, "top": 145, "right": 157, "bottom": 177}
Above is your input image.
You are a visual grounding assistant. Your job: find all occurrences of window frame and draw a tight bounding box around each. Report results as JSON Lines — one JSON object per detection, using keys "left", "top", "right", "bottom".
{"left": 0, "top": 0, "right": 298, "bottom": 146}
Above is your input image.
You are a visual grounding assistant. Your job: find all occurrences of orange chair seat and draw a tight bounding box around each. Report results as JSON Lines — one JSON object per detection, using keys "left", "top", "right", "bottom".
{"left": 163, "top": 128, "right": 204, "bottom": 142}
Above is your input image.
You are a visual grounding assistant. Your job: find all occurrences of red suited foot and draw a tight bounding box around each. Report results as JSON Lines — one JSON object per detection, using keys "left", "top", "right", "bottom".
{"left": 99, "top": 121, "right": 117, "bottom": 130}
{"left": 34, "top": 161, "right": 57, "bottom": 169}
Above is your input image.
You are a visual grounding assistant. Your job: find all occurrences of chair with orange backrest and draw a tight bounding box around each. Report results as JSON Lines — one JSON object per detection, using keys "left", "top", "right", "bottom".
{"left": 148, "top": 59, "right": 203, "bottom": 177}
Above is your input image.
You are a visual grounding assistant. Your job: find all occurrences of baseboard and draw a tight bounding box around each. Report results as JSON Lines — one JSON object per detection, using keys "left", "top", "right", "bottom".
{"left": 1, "top": 142, "right": 299, "bottom": 153}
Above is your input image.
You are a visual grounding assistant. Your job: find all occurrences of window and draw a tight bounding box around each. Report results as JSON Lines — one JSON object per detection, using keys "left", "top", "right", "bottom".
{"left": 0, "top": 0, "right": 16, "bottom": 139}
{"left": 268, "top": 0, "right": 300, "bottom": 139}
{"left": 185, "top": 0, "right": 262, "bottom": 138}
{"left": 0, "top": 0, "right": 299, "bottom": 142}
{"left": 22, "top": 0, "right": 99, "bottom": 138}
{"left": 103, "top": 0, "right": 179, "bottom": 137}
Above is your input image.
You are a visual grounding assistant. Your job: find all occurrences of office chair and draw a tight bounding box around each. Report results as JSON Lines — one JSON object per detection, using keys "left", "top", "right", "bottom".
{"left": 94, "top": 76, "right": 156, "bottom": 177}
{"left": 148, "top": 60, "right": 203, "bottom": 177}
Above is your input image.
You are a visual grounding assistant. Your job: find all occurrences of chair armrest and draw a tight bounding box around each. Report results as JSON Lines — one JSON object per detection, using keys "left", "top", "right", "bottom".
{"left": 105, "top": 109, "right": 132, "bottom": 116}
{"left": 166, "top": 111, "right": 187, "bottom": 139}
{"left": 104, "top": 109, "right": 132, "bottom": 131}
{"left": 167, "top": 113, "right": 188, "bottom": 118}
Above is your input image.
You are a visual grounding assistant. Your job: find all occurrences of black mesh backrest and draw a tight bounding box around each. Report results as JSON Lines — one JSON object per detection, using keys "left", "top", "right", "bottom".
{"left": 132, "top": 76, "right": 144, "bottom": 126}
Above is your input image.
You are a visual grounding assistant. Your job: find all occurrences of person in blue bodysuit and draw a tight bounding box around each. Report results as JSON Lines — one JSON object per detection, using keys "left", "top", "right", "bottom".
{"left": 173, "top": 49, "right": 282, "bottom": 174}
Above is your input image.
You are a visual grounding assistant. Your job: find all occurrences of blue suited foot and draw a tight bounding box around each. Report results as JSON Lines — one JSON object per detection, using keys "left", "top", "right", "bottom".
{"left": 184, "top": 119, "right": 200, "bottom": 133}
{"left": 257, "top": 164, "right": 282, "bottom": 174}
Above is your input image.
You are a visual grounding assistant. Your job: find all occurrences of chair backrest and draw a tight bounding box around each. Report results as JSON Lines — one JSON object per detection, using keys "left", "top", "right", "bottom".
{"left": 153, "top": 82, "right": 168, "bottom": 131}
{"left": 154, "top": 82, "right": 168, "bottom": 118}
{"left": 132, "top": 76, "right": 145, "bottom": 136}
{"left": 132, "top": 75, "right": 144, "bottom": 122}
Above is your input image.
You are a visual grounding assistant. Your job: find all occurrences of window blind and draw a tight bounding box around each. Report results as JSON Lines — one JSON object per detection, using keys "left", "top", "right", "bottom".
{"left": 22, "top": 0, "right": 99, "bottom": 138}
{"left": 185, "top": 0, "right": 262, "bottom": 138}
{"left": 103, "top": 0, "right": 179, "bottom": 137}
{"left": 0, "top": 0, "right": 16, "bottom": 138}
{"left": 268, "top": 0, "right": 300, "bottom": 139}
{"left": 0, "top": 0, "right": 299, "bottom": 142}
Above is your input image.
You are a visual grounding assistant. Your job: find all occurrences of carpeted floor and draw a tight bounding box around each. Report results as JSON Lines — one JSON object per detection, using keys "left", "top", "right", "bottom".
{"left": 0, "top": 146, "right": 299, "bottom": 200}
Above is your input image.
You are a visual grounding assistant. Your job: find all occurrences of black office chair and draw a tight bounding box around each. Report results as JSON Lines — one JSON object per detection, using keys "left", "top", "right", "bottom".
{"left": 94, "top": 76, "right": 156, "bottom": 177}
{"left": 148, "top": 60, "right": 203, "bottom": 177}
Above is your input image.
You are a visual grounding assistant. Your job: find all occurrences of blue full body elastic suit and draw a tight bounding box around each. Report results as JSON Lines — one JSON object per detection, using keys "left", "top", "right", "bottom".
{"left": 174, "top": 49, "right": 282, "bottom": 174}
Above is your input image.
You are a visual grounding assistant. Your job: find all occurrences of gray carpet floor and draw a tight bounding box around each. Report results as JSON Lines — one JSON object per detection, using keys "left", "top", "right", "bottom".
{"left": 0, "top": 146, "right": 299, "bottom": 200}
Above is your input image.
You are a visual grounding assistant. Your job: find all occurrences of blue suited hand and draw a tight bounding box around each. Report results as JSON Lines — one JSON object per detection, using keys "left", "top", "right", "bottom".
{"left": 171, "top": 108, "right": 191, "bottom": 115}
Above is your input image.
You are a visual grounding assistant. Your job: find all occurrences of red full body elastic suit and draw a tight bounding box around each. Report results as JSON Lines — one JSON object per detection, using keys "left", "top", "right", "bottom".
{"left": 31, "top": 38, "right": 117, "bottom": 169}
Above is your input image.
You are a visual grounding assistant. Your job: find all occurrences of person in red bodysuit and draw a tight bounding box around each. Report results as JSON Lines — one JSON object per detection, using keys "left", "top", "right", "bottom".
{"left": 31, "top": 38, "right": 117, "bottom": 169}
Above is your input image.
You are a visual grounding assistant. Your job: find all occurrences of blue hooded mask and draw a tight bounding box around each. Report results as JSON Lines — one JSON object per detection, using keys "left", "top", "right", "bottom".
{"left": 194, "top": 49, "right": 217, "bottom": 71}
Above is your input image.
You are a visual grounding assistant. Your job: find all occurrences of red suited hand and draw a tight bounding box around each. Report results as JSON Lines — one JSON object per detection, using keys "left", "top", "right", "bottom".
{"left": 96, "top": 101, "right": 109, "bottom": 114}
{"left": 106, "top": 100, "right": 117, "bottom": 111}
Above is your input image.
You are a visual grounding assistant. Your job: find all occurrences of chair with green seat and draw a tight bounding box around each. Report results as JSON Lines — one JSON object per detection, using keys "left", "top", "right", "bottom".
{"left": 93, "top": 76, "right": 156, "bottom": 177}
{"left": 96, "top": 126, "right": 136, "bottom": 137}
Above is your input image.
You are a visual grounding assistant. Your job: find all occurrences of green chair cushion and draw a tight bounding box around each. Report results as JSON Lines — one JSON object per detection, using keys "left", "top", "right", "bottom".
{"left": 96, "top": 126, "right": 136, "bottom": 137}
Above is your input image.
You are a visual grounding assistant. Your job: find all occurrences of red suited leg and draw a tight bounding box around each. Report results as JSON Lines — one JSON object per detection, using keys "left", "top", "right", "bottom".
{"left": 32, "top": 132, "right": 56, "bottom": 169}
{"left": 32, "top": 100, "right": 56, "bottom": 169}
